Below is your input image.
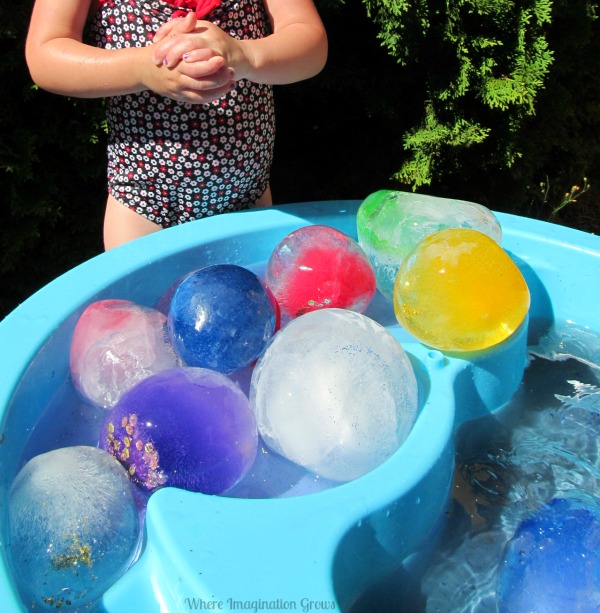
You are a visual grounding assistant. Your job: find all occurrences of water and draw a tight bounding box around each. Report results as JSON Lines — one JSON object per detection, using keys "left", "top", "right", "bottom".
{"left": 405, "top": 330, "right": 600, "bottom": 612}
{"left": 346, "top": 324, "right": 600, "bottom": 612}
{"left": 12, "top": 305, "right": 600, "bottom": 611}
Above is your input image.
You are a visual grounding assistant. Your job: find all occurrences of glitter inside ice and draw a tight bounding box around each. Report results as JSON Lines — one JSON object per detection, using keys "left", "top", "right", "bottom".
{"left": 99, "top": 367, "right": 258, "bottom": 494}
{"left": 8, "top": 446, "right": 140, "bottom": 610}
{"left": 69, "top": 299, "right": 181, "bottom": 409}
{"left": 356, "top": 190, "right": 502, "bottom": 301}
{"left": 250, "top": 308, "right": 419, "bottom": 482}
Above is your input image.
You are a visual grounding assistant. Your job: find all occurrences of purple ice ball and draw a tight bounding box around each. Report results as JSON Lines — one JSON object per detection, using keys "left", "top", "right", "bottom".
{"left": 99, "top": 367, "right": 258, "bottom": 494}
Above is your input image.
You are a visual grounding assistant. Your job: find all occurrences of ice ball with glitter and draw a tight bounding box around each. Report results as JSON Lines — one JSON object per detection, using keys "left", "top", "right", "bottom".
{"left": 265, "top": 225, "right": 376, "bottom": 319}
{"left": 250, "top": 308, "right": 419, "bottom": 482}
{"left": 167, "top": 264, "right": 278, "bottom": 373}
{"left": 99, "top": 367, "right": 258, "bottom": 494}
{"left": 70, "top": 299, "right": 181, "bottom": 409}
{"left": 8, "top": 446, "right": 140, "bottom": 610}
{"left": 497, "top": 496, "right": 600, "bottom": 612}
{"left": 356, "top": 190, "right": 502, "bottom": 301}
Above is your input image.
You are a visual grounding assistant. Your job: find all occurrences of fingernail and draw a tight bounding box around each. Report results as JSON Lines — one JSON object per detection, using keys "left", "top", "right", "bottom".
{"left": 183, "top": 53, "right": 189, "bottom": 60}
{"left": 163, "top": 58, "right": 168, "bottom": 66}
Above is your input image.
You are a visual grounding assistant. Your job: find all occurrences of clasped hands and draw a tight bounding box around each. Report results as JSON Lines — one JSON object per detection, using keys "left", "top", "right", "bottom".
{"left": 150, "top": 12, "right": 243, "bottom": 104}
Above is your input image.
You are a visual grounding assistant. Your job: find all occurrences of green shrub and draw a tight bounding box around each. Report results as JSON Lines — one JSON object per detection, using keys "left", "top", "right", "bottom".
{"left": 360, "top": 0, "right": 599, "bottom": 220}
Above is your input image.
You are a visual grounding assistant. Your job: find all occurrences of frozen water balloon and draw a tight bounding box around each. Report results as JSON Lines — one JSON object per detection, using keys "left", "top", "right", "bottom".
{"left": 497, "top": 496, "right": 600, "bottom": 613}
{"left": 70, "top": 299, "right": 181, "bottom": 408}
{"left": 250, "top": 308, "right": 419, "bottom": 482}
{"left": 265, "top": 225, "right": 376, "bottom": 319}
{"left": 8, "top": 446, "right": 140, "bottom": 610}
{"left": 393, "top": 228, "right": 530, "bottom": 352}
{"left": 100, "top": 367, "right": 258, "bottom": 494}
{"left": 357, "top": 190, "right": 502, "bottom": 301}
{"left": 167, "top": 264, "right": 278, "bottom": 373}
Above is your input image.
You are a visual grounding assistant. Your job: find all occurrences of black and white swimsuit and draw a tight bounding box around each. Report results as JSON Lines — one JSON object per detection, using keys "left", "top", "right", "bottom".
{"left": 89, "top": 0, "right": 275, "bottom": 227}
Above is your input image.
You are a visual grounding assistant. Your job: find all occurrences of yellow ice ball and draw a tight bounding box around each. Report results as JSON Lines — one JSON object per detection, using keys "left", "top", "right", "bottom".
{"left": 393, "top": 228, "right": 530, "bottom": 352}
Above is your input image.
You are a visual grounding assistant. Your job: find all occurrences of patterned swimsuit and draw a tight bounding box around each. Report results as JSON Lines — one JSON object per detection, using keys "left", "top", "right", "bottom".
{"left": 88, "top": 0, "right": 275, "bottom": 227}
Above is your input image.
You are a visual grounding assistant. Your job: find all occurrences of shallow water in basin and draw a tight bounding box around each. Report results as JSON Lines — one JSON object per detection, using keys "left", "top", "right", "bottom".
{"left": 11, "top": 310, "right": 600, "bottom": 612}
{"left": 353, "top": 324, "right": 600, "bottom": 612}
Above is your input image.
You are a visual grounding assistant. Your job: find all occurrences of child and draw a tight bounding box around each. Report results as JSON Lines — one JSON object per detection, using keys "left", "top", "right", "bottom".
{"left": 25, "top": 0, "right": 327, "bottom": 249}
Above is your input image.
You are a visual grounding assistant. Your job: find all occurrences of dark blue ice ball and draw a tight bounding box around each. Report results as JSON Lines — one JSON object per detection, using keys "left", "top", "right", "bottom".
{"left": 167, "top": 264, "right": 278, "bottom": 373}
{"left": 497, "top": 496, "right": 600, "bottom": 612}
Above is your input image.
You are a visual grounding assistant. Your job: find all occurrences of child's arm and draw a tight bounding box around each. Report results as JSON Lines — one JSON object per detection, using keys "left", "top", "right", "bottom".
{"left": 25, "top": 0, "right": 233, "bottom": 103}
{"left": 153, "top": 0, "right": 328, "bottom": 85}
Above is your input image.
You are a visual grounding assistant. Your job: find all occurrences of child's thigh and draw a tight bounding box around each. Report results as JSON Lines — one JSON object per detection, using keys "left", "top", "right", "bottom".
{"left": 255, "top": 184, "right": 272, "bottom": 207}
{"left": 103, "top": 195, "right": 162, "bottom": 250}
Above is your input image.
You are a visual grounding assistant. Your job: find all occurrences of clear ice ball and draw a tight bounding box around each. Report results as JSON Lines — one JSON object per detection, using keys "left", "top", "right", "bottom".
{"left": 8, "top": 446, "right": 140, "bottom": 610}
{"left": 70, "top": 299, "right": 181, "bottom": 409}
{"left": 250, "top": 308, "right": 419, "bottom": 482}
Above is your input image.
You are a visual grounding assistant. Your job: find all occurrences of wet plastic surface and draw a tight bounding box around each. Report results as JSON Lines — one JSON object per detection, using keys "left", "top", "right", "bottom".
{"left": 0, "top": 200, "right": 598, "bottom": 612}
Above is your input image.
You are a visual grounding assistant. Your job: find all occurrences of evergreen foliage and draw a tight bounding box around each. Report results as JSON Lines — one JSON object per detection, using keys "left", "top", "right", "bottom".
{"left": 363, "top": 0, "right": 558, "bottom": 187}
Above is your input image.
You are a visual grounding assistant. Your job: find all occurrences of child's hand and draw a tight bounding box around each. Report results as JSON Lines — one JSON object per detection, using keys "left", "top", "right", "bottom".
{"left": 152, "top": 12, "right": 196, "bottom": 46}
{"left": 153, "top": 20, "right": 245, "bottom": 81}
{"left": 141, "top": 47, "right": 232, "bottom": 104}
{"left": 149, "top": 13, "right": 233, "bottom": 103}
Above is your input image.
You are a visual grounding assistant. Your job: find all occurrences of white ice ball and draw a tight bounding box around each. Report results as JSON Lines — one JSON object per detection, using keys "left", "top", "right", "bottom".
{"left": 250, "top": 309, "right": 419, "bottom": 481}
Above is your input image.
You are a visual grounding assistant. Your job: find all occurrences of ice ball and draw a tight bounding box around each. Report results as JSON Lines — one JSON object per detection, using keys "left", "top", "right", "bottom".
{"left": 393, "top": 228, "right": 530, "bottom": 352}
{"left": 70, "top": 299, "right": 181, "bottom": 409}
{"left": 497, "top": 496, "right": 600, "bottom": 612}
{"left": 357, "top": 190, "right": 502, "bottom": 301}
{"left": 167, "top": 264, "right": 278, "bottom": 373}
{"left": 265, "top": 225, "right": 376, "bottom": 319}
{"left": 8, "top": 446, "right": 140, "bottom": 610}
{"left": 250, "top": 308, "right": 419, "bottom": 482}
{"left": 99, "top": 367, "right": 258, "bottom": 494}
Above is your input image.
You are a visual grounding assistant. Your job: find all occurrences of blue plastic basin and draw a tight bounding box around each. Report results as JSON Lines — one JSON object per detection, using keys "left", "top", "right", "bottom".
{"left": 0, "top": 200, "right": 598, "bottom": 612}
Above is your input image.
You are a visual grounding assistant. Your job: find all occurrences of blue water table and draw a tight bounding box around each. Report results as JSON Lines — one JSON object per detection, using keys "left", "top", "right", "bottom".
{"left": 0, "top": 200, "right": 598, "bottom": 611}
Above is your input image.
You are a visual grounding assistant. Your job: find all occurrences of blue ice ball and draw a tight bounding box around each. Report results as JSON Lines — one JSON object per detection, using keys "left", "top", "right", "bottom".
{"left": 167, "top": 264, "right": 278, "bottom": 373}
{"left": 8, "top": 446, "right": 140, "bottom": 610}
{"left": 497, "top": 496, "right": 600, "bottom": 612}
